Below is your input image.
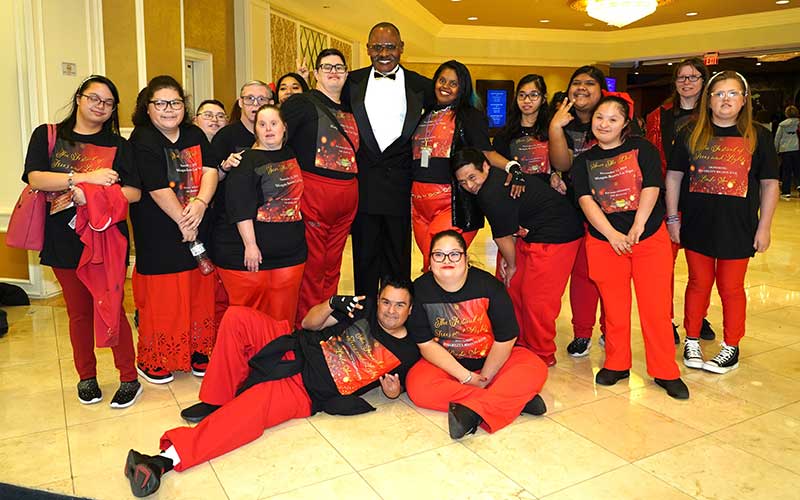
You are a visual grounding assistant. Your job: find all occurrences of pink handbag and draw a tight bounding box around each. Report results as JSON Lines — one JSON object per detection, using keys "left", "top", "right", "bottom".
{"left": 6, "top": 124, "right": 56, "bottom": 251}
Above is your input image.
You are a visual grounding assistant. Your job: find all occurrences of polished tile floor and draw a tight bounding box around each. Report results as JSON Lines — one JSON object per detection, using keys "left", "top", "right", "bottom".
{"left": 2, "top": 198, "right": 800, "bottom": 499}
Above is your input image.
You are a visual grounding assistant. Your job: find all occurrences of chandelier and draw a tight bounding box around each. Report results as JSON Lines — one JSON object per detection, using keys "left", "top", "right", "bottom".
{"left": 569, "top": 0, "right": 674, "bottom": 28}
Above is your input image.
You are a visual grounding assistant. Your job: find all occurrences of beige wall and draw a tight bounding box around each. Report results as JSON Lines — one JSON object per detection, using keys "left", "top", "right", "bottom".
{"left": 103, "top": 0, "right": 138, "bottom": 128}
{"left": 184, "top": 0, "right": 237, "bottom": 104}
{"left": 144, "top": 0, "right": 183, "bottom": 85}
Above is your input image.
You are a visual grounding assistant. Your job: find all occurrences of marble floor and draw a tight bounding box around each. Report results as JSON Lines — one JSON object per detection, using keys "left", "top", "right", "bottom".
{"left": 2, "top": 198, "right": 800, "bottom": 499}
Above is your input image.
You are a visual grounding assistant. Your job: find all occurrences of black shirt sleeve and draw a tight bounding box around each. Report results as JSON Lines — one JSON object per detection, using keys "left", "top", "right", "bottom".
{"left": 282, "top": 93, "right": 318, "bottom": 171}
{"left": 224, "top": 150, "right": 258, "bottom": 224}
{"left": 477, "top": 170, "right": 519, "bottom": 239}
{"left": 484, "top": 275, "right": 519, "bottom": 342}
{"left": 114, "top": 138, "right": 141, "bottom": 189}
{"left": 571, "top": 152, "right": 591, "bottom": 200}
{"left": 755, "top": 126, "right": 779, "bottom": 180}
{"left": 638, "top": 138, "right": 665, "bottom": 190}
{"left": 461, "top": 108, "right": 492, "bottom": 151}
{"left": 22, "top": 124, "right": 51, "bottom": 184}
{"left": 492, "top": 130, "right": 512, "bottom": 158}
{"left": 132, "top": 128, "right": 170, "bottom": 191}
{"left": 667, "top": 129, "right": 691, "bottom": 173}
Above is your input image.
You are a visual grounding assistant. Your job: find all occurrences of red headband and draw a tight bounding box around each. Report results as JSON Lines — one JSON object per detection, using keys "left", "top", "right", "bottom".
{"left": 601, "top": 90, "right": 635, "bottom": 120}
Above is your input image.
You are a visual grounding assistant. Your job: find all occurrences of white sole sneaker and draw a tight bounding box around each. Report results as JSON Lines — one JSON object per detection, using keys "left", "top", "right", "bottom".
{"left": 191, "top": 368, "right": 206, "bottom": 377}
{"left": 136, "top": 367, "right": 174, "bottom": 385}
{"left": 78, "top": 395, "right": 102, "bottom": 405}
{"left": 683, "top": 357, "right": 705, "bottom": 369}
{"left": 110, "top": 384, "right": 143, "bottom": 409}
{"left": 702, "top": 361, "right": 739, "bottom": 374}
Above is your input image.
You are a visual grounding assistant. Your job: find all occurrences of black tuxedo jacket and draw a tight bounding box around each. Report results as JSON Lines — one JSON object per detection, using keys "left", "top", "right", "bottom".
{"left": 345, "top": 66, "right": 434, "bottom": 216}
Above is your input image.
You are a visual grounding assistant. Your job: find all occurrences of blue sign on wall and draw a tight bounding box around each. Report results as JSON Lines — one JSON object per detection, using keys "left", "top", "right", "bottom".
{"left": 486, "top": 89, "right": 508, "bottom": 128}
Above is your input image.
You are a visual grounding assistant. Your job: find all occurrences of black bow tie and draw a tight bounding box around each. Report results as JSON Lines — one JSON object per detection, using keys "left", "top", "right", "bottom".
{"left": 373, "top": 71, "right": 397, "bottom": 80}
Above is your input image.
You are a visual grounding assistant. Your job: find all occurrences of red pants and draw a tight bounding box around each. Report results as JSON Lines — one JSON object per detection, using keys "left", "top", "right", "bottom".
{"left": 296, "top": 172, "right": 358, "bottom": 326}
{"left": 411, "top": 182, "right": 477, "bottom": 272}
{"left": 406, "top": 347, "right": 547, "bottom": 433}
{"left": 684, "top": 250, "right": 749, "bottom": 346}
{"left": 508, "top": 239, "right": 581, "bottom": 358}
{"left": 53, "top": 267, "right": 136, "bottom": 381}
{"left": 586, "top": 226, "right": 680, "bottom": 379}
{"left": 133, "top": 268, "right": 217, "bottom": 373}
{"left": 218, "top": 264, "right": 305, "bottom": 325}
{"left": 570, "top": 234, "right": 606, "bottom": 338}
{"left": 161, "top": 307, "right": 310, "bottom": 471}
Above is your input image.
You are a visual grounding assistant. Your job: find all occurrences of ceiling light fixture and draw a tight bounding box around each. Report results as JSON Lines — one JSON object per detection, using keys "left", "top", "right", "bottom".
{"left": 540, "top": 19, "right": 550, "bottom": 23}
{"left": 686, "top": 12, "right": 698, "bottom": 16}
{"left": 467, "top": 16, "right": 478, "bottom": 21}
{"left": 569, "top": 0, "right": 673, "bottom": 28}
{"left": 776, "top": 1, "right": 790, "bottom": 5}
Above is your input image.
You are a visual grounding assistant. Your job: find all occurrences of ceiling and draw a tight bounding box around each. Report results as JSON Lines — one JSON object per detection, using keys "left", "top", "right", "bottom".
{"left": 417, "top": 0, "right": 796, "bottom": 31}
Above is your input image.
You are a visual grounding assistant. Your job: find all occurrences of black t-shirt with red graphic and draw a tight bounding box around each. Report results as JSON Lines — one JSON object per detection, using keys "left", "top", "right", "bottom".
{"left": 129, "top": 123, "right": 215, "bottom": 275}
{"left": 477, "top": 167, "right": 584, "bottom": 244}
{"left": 23, "top": 124, "right": 139, "bottom": 269}
{"left": 573, "top": 136, "right": 664, "bottom": 242}
{"left": 213, "top": 147, "right": 306, "bottom": 270}
{"left": 409, "top": 267, "right": 518, "bottom": 371}
{"left": 412, "top": 106, "right": 492, "bottom": 184}
{"left": 668, "top": 124, "right": 778, "bottom": 259}
{"left": 493, "top": 127, "right": 551, "bottom": 183}
{"left": 282, "top": 90, "right": 359, "bottom": 180}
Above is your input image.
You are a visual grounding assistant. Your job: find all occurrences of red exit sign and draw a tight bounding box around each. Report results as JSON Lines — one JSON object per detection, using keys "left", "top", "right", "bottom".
{"left": 703, "top": 52, "right": 719, "bottom": 65}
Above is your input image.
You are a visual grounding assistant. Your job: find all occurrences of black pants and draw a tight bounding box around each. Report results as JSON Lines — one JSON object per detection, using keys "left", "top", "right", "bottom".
{"left": 780, "top": 151, "right": 800, "bottom": 195}
{"left": 351, "top": 212, "right": 411, "bottom": 296}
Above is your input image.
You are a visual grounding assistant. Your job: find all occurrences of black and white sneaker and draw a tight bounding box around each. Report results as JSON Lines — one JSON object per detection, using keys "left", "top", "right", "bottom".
{"left": 77, "top": 378, "right": 102, "bottom": 404}
{"left": 567, "top": 337, "right": 592, "bottom": 357}
{"left": 683, "top": 338, "right": 704, "bottom": 369}
{"left": 137, "top": 365, "right": 174, "bottom": 385}
{"left": 110, "top": 380, "right": 143, "bottom": 409}
{"left": 702, "top": 343, "right": 739, "bottom": 374}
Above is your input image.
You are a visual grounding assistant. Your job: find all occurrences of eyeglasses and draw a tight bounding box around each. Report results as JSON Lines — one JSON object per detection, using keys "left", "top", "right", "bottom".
{"left": 676, "top": 75, "right": 703, "bottom": 83}
{"left": 318, "top": 63, "right": 348, "bottom": 74}
{"left": 80, "top": 93, "right": 116, "bottom": 110}
{"left": 710, "top": 90, "right": 747, "bottom": 99}
{"left": 518, "top": 91, "right": 542, "bottom": 101}
{"left": 198, "top": 111, "right": 227, "bottom": 121}
{"left": 430, "top": 251, "right": 465, "bottom": 263}
{"left": 367, "top": 43, "right": 398, "bottom": 52}
{"left": 570, "top": 79, "right": 598, "bottom": 87}
{"left": 240, "top": 95, "right": 271, "bottom": 106}
{"left": 149, "top": 99, "right": 185, "bottom": 111}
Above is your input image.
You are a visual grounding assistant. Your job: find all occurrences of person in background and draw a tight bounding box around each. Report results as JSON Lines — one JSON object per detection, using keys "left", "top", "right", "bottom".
{"left": 129, "top": 75, "right": 218, "bottom": 384}
{"left": 24, "top": 75, "right": 142, "bottom": 408}
{"left": 276, "top": 72, "right": 309, "bottom": 105}
{"left": 193, "top": 99, "right": 228, "bottom": 142}
{"left": 667, "top": 71, "right": 779, "bottom": 374}
{"left": 775, "top": 105, "right": 800, "bottom": 199}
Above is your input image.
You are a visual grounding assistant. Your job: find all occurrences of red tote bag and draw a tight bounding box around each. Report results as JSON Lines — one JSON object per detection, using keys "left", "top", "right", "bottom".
{"left": 6, "top": 124, "right": 56, "bottom": 251}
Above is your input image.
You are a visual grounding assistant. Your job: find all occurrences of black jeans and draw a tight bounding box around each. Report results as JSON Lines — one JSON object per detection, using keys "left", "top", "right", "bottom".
{"left": 780, "top": 150, "right": 800, "bottom": 194}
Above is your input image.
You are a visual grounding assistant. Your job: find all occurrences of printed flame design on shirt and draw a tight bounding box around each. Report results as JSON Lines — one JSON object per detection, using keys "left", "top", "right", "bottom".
{"left": 412, "top": 108, "right": 456, "bottom": 160}
{"left": 588, "top": 149, "right": 643, "bottom": 214}
{"left": 47, "top": 140, "right": 118, "bottom": 214}
{"left": 320, "top": 318, "right": 401, "bottom": 395}
{"left": 510, "top": 136, "right": 551, "bottom": 175}
{"left": 315, "top": 110, "right": 360, "bottom": 173}
{"left": 254, "top": 158, "right": 303, "bottom": 222}
{"left": 165, "top": 144, "right": 203, "bottom": 207}
{"left": 689, "top": 137, "right": 751, "bottom": 198}
{"left": 423, "top": 298, "right": 493, "bottom": 359}
{"left": 565, "top": 128, "right": 596, "bottom": 156}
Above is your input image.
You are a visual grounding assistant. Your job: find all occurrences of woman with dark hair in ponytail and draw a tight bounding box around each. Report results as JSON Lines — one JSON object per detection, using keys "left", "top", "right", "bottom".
{"left": 23, "top": 75, "right": 143, "bottom": 408}
{"left": 410, "top": 60, "right": 525, "bottom": 271}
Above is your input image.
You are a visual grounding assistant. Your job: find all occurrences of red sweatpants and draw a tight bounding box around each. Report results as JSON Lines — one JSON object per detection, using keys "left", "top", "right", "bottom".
{"left": 53, "top": 267, "right": 137, "bottom": 381}
{"left": 570, "top": 234, "right": 606, "bottom": 338}
{"left": 161, "top": 307, "right": 311, "bottom": 471}
{"left": 585, "top": 226, "right": 680, "bottom": 380}
{"left": 296, "top": 172, "right": 358, "bottom": 326}
{"left": 218, "top": 264, "right": 305, "bottom": 325}
{"left": 508, "top": 239, "right": 581, "bottom": 358}
{"left": 411, "top": 182, "right": 477, "bottom": 272}
{"left": 406, "top": 347, "right": 547, "bottom": 433}
{"left": 684, "top": 250, "right": 749, "bottom": 346}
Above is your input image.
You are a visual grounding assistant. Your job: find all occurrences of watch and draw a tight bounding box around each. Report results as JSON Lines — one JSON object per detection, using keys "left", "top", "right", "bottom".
{"left": 67, "top": 170, "right": 75, "bottom": 190}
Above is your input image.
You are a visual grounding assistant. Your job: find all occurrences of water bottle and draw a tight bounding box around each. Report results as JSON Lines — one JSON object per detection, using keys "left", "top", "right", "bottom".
{"left": 189, "top": 240, "right": 215, "bottom": 275}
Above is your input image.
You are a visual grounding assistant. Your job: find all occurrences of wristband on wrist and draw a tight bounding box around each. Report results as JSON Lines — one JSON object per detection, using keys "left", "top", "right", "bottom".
{"left": 67, "top": 170, "right": 75, "bottom": 190}
{"left": 460, "top": 372, "right": 473, "bottom": 384}
{"left": 665, "top": 214, "right": 680, "bottom": 225}
{"left": 505, "top": 160, "right": 520, "bottom": 173}
{"left": 191, "top": 197, "right": 208, "bottom": 207}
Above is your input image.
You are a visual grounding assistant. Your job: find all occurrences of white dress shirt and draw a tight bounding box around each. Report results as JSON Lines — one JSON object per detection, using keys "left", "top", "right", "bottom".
{"left": 364, "top": 66, "right": 407, "bottom": 152}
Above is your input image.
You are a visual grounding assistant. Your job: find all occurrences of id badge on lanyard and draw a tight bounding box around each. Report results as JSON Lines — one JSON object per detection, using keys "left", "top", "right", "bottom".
{"left": 420, "top": 146, "right": 432, "bottom": 168}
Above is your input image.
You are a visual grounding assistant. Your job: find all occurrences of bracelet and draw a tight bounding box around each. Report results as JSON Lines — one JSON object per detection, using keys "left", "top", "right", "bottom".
{"left": 67, "top": 170, "right": 75, "bottom": 190}
{"left": 505, "top": 160, "right": 520, "bottom": 173}
{"left": 460, "top": 372, "right": 473, "bottom": 384}
{"left": 665, "top": 214, "right": 680, "bottom": 225}
{"left": 191, "top": 197, "right": 208, "bottom": 207}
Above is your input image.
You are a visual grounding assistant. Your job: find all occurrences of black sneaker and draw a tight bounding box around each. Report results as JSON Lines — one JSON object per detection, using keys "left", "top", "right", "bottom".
{"left": 77, "top": 378, "right": 102, "bottom": 404}
{"left": 137, "top": 365, "right": 174, "bottom": 385}
{"left": 673, "top": 323, "right": 680, "bottom": 344}
{"left": 180, "top": 401, "right": 221, "bottom": 423}
{"left": 521, "top": 394, "right": 547, "bottom": 416}
{"left": 702, "top": 343, "right": 739, "bottom": 374}
{"left": 655, "top": 378, "right": 690, "bottom": 400}
{"left": 110, "top": 380, "right": 143, "bottom": 409}
{"left": 700, "top": 318, "right": 716, "bottom": 341}
{"left": 595, "top": 368, "right": 629, "bottom": 386}
{"left": 191, "top": 352, "right": 209, "bottom": 377}
{"left": 124, "top": 449, "right": 173, "bottom": 498}
{"left": 567, "top": 337, "right": 592, "bottom": 357}
{"left": 448, "top": 402, "right": 481, "bottom": 439}
{"left": 683, "top": 338, "right": 704, "bottom": 369}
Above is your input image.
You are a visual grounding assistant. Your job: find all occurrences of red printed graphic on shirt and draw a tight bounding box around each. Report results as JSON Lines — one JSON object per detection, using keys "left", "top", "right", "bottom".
{"left": 315, "top": 110, "right": 360, "bottom": 173}
{"left": 254, "top": 158, "right": 303, "bottom": 222}
{"left": 412, "top": 108, "right": 456, "bottom": 160}
{"left": 321, "top": 318, "right": 401, "bottom": 395}
{"left": 423, "top": 298, "right": 493, "bottom": 359}
{"left": 510, "top": 136, "right": 550, "bottom": 175}
{"left": 165, "top": 144, "right": 203, "bottom": 207}
{"left": 588, "top": 149, "right": 643, "bottom": 214}
{"left": 47, "top": 140, "right": 118, "bottom": 214}
{"left": 689, "top": 137, "right": 751, "bottom": 198}
{"left": 566, "top": 128, "right": 596, "bottom": 156}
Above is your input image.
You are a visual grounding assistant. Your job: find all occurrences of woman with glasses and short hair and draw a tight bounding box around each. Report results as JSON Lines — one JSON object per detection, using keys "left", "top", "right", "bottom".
{"left": 405, "top": 230, "right": 549, "bottom": 440}
{"left": 666, "top": 71, "right": 779, "bottom": 374}
{"left": 129, "top": 75, "right": 219, "bottom": 384}
{"left": 281, "top": 48, "right": 359, "bottom": 326}
{"left": 193, "top": 99, "right": 228, "bottom": 142}
{"left": 23, "top": 75, "right": 143, "bottom": 408}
